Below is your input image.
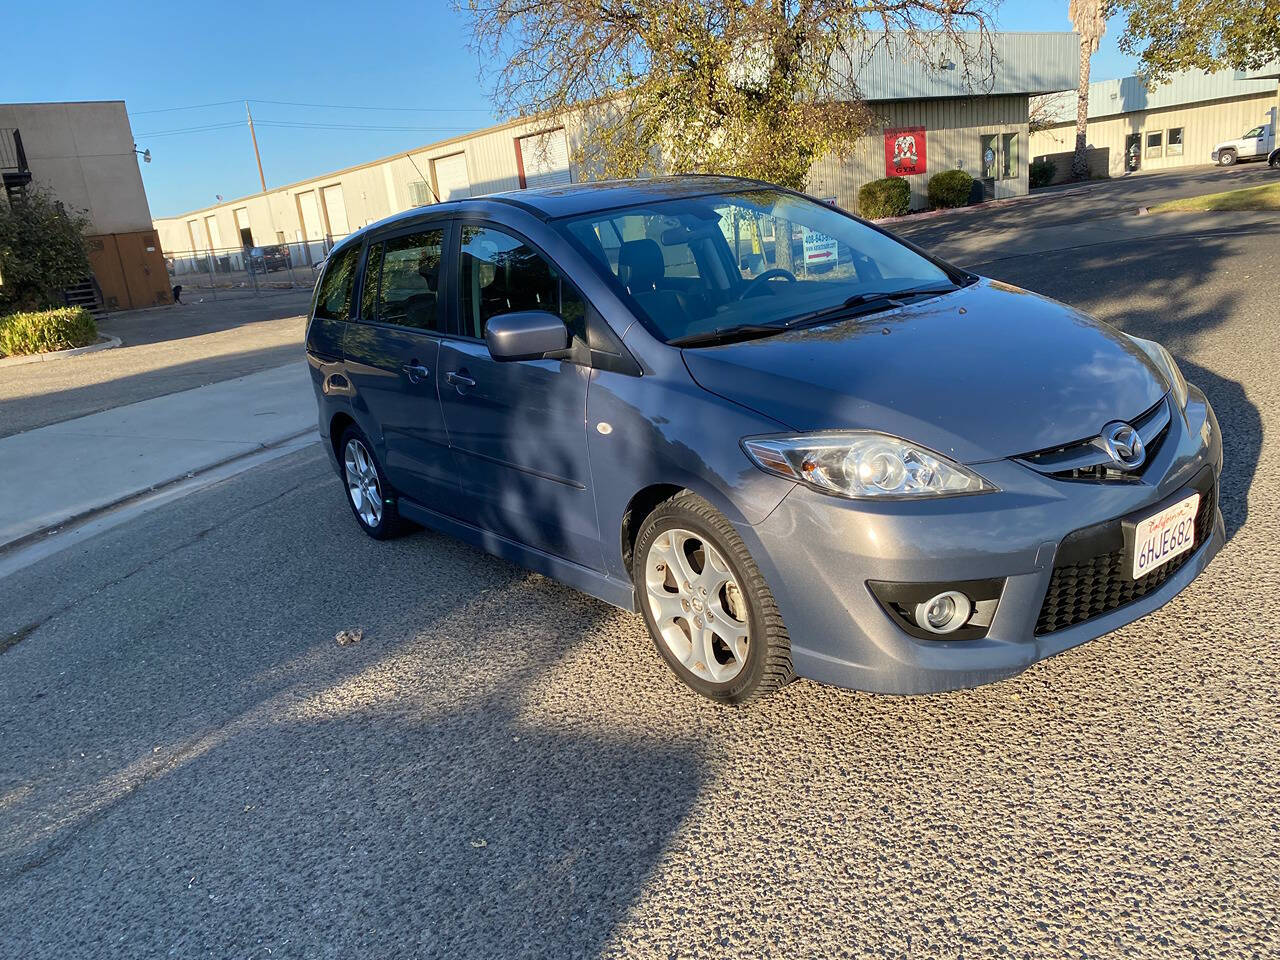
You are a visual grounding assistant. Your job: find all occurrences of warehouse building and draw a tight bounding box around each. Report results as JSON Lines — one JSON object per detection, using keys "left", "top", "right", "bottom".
{"left": 1030, "top": 66, "right": 1280, "bottom": 181}
{"left": 1, "top": 101, "right": 171, "bottom": 311}
{"left": 154, "top": 32, "right": 1078, "bottom": 267}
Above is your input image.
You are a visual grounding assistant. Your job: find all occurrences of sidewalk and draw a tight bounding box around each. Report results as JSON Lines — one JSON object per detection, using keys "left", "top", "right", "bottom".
{"left": 0, "top": 362, "right": 316, "bottom": 550}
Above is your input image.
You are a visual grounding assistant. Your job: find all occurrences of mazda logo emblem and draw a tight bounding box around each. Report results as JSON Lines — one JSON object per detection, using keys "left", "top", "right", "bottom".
{"left": 1102, "top": 421, "right": 1145, "bottom": 469}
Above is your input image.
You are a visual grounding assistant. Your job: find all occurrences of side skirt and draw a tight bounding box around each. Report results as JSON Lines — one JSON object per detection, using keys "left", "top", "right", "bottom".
{"left": 397, "top": 497, "right": 638, "bottom": 612}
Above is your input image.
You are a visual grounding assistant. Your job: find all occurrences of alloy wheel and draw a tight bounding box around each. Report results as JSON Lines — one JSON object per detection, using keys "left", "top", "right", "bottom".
{"left": 343, "top": 438, "right": 383, "bottom": 528}
{"left": 643, "top": 527, "right": 750, "bottom": 683}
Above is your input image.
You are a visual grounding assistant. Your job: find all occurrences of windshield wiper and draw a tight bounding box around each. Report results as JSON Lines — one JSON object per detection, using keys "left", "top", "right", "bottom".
{"left": 669, "top": 323, "right": 789, "bottom": 348}
{"left": 781, "top": 284, "right": 961, "bottom": 330}
{"left": 669, "top": 284, "right": 962, "bottom": 349}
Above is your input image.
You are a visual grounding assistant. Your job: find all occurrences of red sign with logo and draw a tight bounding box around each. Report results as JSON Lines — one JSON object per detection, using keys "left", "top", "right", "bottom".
{"left": 884, "top": 127, "right": 927, "bottom": 177}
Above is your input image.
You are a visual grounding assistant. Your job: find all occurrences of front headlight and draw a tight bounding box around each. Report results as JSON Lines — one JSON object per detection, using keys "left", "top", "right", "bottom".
{"left": 742, "top": 432, "right": 996, "bottom": 500}
{"left": 1127, "top": 334, "right": 1189, "bottom": 409}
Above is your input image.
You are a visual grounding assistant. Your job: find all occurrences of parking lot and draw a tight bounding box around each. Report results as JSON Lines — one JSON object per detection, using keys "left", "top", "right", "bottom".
{"left": 2, "top": 189, "right": 1278, "bottom": 958}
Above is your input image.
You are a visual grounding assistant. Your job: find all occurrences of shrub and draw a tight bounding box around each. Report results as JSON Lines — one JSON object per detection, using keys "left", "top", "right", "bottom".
{"left": 0, "top": 307, "right": 97, "bottom": 357}
{"left": 0, "top": 190, "right": 91, "bottom": 312}
{"left": 926, "top": 169, "right": 974, "bottom": 209}
{"left": 1029, "top": 157, "right": 1056, "bottom": 189}
{"left": 858, "top": 177, "right": 911, "bottom": 219}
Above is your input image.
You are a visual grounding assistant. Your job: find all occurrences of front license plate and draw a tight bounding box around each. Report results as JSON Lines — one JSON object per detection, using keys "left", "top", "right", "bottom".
{"left": 1131, "top": 493, "right": 1200, "bottom": 579}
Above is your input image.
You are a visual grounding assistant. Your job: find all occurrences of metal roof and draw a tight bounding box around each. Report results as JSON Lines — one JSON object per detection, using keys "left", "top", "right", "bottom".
{"left": 836, "top": 32, "right": 1079, "bottom": 101}
{"left": 1034, "top": 66, "right": 1280, "bottom": 123}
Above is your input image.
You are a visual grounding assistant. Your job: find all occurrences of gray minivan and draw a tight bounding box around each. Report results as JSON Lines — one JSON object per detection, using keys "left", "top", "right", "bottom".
{"left": 305, "top": 177, "right": 1223, "bottom": 703}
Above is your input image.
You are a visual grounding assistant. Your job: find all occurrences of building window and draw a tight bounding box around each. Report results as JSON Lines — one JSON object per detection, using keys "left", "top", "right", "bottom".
{"left": 1167, "top": 127, "right": 1184, "bottom": 156}
{"left": 1146, "top": 131, "right": 1164, "bottom": 158}
{"left": 981, "top": 134, "right": 998, "bottom": 179}
{"left": 408, "top": 181, "right": 434, "bottom": 206}
{"left": 1001, "top": 132, "right": 1019, "bottom": 179}
{"left": 981, "top": 134, "right": 1019, "bottom": 181}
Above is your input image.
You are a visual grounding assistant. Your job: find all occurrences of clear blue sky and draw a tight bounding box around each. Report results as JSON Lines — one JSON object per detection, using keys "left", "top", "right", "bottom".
{"left": 1, "top": 1, "right": 1138, "bottom": 218}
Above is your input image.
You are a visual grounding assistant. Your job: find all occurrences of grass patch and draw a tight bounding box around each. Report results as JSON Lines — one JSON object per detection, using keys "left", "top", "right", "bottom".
{"left": 1152, "top": 180, "right": 1280, "bottom": 212}
{"left": 0, "top": 306, "right": 98, "bottom": 357}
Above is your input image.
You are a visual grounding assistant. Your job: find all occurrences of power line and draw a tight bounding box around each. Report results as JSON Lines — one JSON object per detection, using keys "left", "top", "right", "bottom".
{"left": 130, "top": 100, "right": 244, "bottom": 115}
{"left": 254, "top": 120, "right": 473, "bottom": 133}
{"left": 130, "top": 97, "right": 493, "bottom": 117}
{"left": 134, "top": 121, "right": 245, "bottom": 137}
{"left": 249, "top": 98, "right": 492, "bottom": 113}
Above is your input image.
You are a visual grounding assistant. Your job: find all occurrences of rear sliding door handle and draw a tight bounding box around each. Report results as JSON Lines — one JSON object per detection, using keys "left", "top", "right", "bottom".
{"left": 446, "top": 371, "right": 476, "bottom": 388}
{"left": 401, "top": 363, "right": 430, "bottom": 384}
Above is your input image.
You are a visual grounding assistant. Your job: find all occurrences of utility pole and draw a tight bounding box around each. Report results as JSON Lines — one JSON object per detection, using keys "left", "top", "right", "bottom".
{"left": 246, "top": 100, "right": 267, "bottom": 192}
{"left": 244, "top": 99, "right": 287, "bottom": 283}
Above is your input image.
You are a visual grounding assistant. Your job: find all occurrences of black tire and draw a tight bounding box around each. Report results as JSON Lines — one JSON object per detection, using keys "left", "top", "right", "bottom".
{"left": 1218, "top": 149, "right": 1237, "bottom": 167}
{"left": 338, "top": 425, "right": 405, "bottom": 540}
{"left": 632, "top": 491, "right": 794, "bottom": 704}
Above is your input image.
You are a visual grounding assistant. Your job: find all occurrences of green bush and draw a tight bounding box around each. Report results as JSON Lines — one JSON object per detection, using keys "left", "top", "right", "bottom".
{"left": 1029, "top": 157, "right": 1056, "bottom": 189}
{"left": 0, "top": 307, "right": 97, "bottom": 357}
{"left": 0, "top": 190, "right": 91, "bottom": 312}
{"left": 927, "top": 169, "right": 974, "bottom": 209}
{"left": 858, "top": 177, "right": 911, "bottom": 219}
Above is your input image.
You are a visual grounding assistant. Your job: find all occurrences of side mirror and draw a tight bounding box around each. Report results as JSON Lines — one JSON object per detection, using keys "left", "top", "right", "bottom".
{"left": 484, "top": 310, "right": 570, "bottom": 362}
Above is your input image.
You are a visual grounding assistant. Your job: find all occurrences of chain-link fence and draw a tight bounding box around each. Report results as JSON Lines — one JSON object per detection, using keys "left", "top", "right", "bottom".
{"left": 164, "top": 235, "right": 352, "bottom": 300}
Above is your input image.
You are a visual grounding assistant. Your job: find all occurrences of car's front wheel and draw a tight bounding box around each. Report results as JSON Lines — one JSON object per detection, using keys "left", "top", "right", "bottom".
{"left": 633, "top": 491, "right": 793, "bottom": 703}
{"left": 340, "top": 426, "right": 403, "bottom": 539}
{"left": 1218, "top": 149, "right": 1237, "bottom": 166}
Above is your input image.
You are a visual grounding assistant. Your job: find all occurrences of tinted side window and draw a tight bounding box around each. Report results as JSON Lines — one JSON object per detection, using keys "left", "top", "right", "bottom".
{"left": 360, "top": 241, "right": 383, "bottom": 322}
{"left": 374, "top": 229, "right": 444, "bottom": 331}
{"left": 313, "top": 245, "right": 360, "bottom": 322}
{"left": 459, "top": 226, "right": 573, "bottom": 339}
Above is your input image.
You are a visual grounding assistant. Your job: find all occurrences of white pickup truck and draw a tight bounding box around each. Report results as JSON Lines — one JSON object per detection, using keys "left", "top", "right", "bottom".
{"left": 1211, "top": 122, "right": 1276, "bottom": 166}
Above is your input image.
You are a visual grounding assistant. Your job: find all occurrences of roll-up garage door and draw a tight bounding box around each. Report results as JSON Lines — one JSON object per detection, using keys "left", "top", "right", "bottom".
{"left": 321, "top": 184, "right": 350, "bottom": 238}
{"left": 517, "top": 129, "right": 571, "bottom": 189}
{"left": 433, "top": 153, "right": 470, "bottom": 201}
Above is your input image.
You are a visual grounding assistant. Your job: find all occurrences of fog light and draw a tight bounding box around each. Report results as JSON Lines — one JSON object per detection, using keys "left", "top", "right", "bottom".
{"left": 914, "top": 590, "right": 973, "bottom": 634}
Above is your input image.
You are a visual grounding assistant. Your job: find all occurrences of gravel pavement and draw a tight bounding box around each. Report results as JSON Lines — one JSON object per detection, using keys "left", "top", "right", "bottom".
{"left": 1, "top": 224, "right": 1278, "bottom": 958}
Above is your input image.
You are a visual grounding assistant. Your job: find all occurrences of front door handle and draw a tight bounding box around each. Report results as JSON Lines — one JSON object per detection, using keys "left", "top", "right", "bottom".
{"left": 401, "top": 363, "right": 430, "bottom": 384}
{"left": 446, "top": 371, "right": 476, "bottom": 389}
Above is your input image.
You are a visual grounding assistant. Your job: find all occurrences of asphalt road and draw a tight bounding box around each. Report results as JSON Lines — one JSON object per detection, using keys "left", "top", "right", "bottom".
{"left": 893, "top": 161, "right": 1278, "bottom": 250}
{"left": 2, "top": 220, "right": 1278, "bottom": 958}
{"left": 0, "top": 291, "right": 311, "bottom": 438}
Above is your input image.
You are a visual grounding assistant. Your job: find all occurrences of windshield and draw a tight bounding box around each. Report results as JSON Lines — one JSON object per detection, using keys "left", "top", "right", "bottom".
{"left": 558, "top": 188, "right": 957, "bottom": 344}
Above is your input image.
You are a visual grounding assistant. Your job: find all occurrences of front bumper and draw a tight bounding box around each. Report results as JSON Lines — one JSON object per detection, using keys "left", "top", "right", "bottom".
{"left": 736, "top": 387, "right": 1224, "bottom": 694}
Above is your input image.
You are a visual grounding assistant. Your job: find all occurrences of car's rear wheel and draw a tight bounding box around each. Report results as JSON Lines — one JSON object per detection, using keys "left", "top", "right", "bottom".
{"left": 633, "top": 491, "right": 793, "bottom": 703}
{"left": 1218, "top": 149, "right": 1237, "bottom": 166}
{"left": 340, "top": 426, "right": 403, "bottom": 539}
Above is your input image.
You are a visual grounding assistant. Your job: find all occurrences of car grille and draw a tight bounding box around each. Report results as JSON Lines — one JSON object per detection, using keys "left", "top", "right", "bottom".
{"left": 1035, "top": 478, "right": 1216, "bottom": 635}
{"left": 1017, "top": 395, "right": 1171, "bottom": 482}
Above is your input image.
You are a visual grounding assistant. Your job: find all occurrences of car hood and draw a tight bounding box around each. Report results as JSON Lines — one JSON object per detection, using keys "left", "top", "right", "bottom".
{"left": 680, "top": 278, "right": 1169, "bottom": 464}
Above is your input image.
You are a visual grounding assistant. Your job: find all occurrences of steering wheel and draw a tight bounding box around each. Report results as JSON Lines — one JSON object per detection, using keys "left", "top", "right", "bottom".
{"left": 737, "top": 268, "right": 797, "bottom": 300}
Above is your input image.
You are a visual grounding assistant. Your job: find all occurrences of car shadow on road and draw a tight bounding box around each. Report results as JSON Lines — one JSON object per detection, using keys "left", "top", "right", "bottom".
{"left": 0, "top": 454, "right": 705, "bottom": 958}
{"left": 972, "top": 230, "right": 1264, "bottom": 541}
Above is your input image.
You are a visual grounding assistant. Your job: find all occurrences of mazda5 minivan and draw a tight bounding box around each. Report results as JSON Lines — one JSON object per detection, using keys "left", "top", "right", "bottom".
{"left": 305, "top": 177, "right": 1223, "bottom": 703}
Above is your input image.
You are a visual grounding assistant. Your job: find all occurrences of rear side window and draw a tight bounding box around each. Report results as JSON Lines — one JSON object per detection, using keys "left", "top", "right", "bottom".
{"left": 376, "top": 229, "right": 445, "bottom": 331}
{"left": 313, "top": 245, "right": 360, "bottom": 322}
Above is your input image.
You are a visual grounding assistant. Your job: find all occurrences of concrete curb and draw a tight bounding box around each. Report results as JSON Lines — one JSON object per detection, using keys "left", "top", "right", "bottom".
{"left": 0, "top": 335, "right": 122, "bottom": 368}
{"left": 0, "top": 426, "right": 318, "bottom": 557}
{"left": 872, "top": 184, "right": 1098, "bottom": 226}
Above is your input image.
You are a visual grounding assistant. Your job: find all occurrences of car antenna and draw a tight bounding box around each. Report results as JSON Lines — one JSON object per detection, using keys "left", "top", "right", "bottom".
{"left": 404, "top": 152, "right": 442, "bottom": 204}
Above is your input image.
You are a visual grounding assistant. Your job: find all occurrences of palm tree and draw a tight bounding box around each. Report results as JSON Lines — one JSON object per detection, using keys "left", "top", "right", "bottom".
{"left": 1068, "top": 0, "right": 1106, "bottom": 180}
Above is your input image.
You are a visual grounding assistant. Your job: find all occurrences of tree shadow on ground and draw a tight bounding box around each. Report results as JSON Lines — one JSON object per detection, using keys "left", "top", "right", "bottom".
{"left": 0, "top": 450, "right": 705, "bottom": 959}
